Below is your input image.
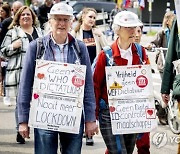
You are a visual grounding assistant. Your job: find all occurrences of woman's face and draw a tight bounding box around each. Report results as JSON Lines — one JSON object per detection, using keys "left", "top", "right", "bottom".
{"left": 165, "top": 15, "right": 174, "bottom": 29}
{"left": 19, "top": 8, "right": 33, "bottom": 27}
{"left": 0, "top": 7, "right": 7, "bottom": 20}
{"left": 82, "top": 10, "right": 96, "bottom": 29}
{"left": 118, "top": 26, "right": 136, "bottom": 43}
{"left": 134, "top": 26, "right": 142, "bottom": 43}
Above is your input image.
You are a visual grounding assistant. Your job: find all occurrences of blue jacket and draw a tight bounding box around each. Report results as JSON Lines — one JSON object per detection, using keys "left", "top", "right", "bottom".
{"left": 18, "top": 33, "right": 96, "bottom": 124}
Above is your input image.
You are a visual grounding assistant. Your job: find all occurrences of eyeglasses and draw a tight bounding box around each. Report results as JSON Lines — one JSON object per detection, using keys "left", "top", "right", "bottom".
{"left": 124, "top": 26, "right": 137, "bottom": 29}
{"left": 52, "top": 17, "right": 71, "bottom": 23}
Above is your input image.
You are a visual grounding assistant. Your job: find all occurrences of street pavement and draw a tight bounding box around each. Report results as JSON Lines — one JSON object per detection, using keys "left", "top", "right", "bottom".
{"left": 0, "top": 35, "right": 179, "bottom": 154}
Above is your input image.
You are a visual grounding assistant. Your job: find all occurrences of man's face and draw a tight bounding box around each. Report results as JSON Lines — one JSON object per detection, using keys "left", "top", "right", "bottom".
{"left": 12, "top": 3, "right": 23, "bottom": 15}
{"left": 49, "top": 14, "right": 72, "bottom": 36}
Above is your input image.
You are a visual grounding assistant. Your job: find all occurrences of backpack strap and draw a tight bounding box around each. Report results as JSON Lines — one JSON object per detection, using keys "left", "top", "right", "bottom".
{"left": 103, "top": 46, "right": 114, "bottom": 66}
{"left": 91, "top": 46, "right": 113, "bottom": 74}
{"left": 134, "top": 43, "right": 143, "bottom": 64}
{"left": 36, "top": 37, "right": 45, "bottom": 59}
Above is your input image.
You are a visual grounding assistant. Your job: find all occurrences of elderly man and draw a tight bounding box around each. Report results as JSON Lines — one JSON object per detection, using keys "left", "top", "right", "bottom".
{"left": 17, "top": 2, "right": 98, "bottom": 154}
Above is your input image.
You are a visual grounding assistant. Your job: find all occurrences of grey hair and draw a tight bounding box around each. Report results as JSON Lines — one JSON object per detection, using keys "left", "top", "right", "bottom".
{"left": 112, "top": 24, "right": 121, "bottom": 35}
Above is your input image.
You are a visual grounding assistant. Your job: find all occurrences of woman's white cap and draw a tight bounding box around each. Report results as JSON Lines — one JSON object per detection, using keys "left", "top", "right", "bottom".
{"left": 113, "top": 11, "right": 143, "bottom": 27}
{"left": 48, "top": 3, "right": 73, "bottom": 18}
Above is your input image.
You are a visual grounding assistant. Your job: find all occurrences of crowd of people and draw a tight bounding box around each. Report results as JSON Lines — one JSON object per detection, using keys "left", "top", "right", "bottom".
{"left": 0, "top": 0, "right": 179, "bottom": 154}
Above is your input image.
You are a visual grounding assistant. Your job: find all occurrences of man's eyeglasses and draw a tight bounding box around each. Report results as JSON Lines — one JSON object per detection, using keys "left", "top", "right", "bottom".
{"left": 52, "top": 17, "right": 71, "bottom": 23}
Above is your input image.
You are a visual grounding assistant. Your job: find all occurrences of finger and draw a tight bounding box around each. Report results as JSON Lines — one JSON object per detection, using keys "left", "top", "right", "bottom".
{"left": 95, "top": 128, "right": 99, "bottom": 135}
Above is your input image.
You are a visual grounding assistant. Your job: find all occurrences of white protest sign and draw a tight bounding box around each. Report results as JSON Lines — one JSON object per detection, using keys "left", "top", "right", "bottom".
{"left": 109, "top": 97, "right": 157, "bottom": 134}
{"left": 105, "top": 65, "right": 154, "bottom": 99}
{"left": 29, "top": 60, "right": 86, "bottom": 134}
{"left": 105, "top": 65, "right": 157, "bottom": 134}
{"left": 174, "top": 0, "right": 180, "bottom": 36}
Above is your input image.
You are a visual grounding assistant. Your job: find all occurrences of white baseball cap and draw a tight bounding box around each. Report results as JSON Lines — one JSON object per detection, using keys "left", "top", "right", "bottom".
{"left": 113, "top": 11, "right": 143, "bottom": 27}
{"left": 48, "top": 3, "right": 73, "bottom": 18}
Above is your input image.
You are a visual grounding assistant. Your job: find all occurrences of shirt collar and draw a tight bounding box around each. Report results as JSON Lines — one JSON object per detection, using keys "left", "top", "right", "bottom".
{"left": 118, "top": 44, "right": 132, "bottom": 56}
{"left": 50, "top": 33, "right": 68, "bottom": 46}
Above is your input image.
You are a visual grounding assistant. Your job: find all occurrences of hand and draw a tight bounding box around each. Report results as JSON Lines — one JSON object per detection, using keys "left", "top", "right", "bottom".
{"left": 161, "top": 93, "right": 170, "bottom": 105}
{"left": 12, "top": 39, "right": 22, "bottom": 49}
{"left": 85, "top": 121, "right": 98, "bottom": 138}
{"left": 93, "top": 28, "right": 102, "bottom": 37}
{"left": 145, "top": 43, "right": 153, "bottom": 50}
{"left": 19, "top": 123, "right": 30, "bottom": 139}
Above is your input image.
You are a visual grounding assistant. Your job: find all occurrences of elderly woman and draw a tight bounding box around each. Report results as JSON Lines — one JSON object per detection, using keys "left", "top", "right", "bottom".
{"left": 71, "top": 7, "right": 107, "bottom": 65}
{"left": 0, "top": 6, "right": 42, "bottom": 144}
{"left": 93, "top": 11, "right": 149, "bottom": 154}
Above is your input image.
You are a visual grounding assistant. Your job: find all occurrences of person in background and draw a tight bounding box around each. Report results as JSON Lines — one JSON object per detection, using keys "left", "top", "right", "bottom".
{"left": 37, "top": 0, "right": 53, "bottom": 29}
{"left": 146, "top": 11, "right": 175, "bottom": 78}
{"left": 0, "top": 2, "right": 11, "bottom": 97}
{"left": 0, "top": 1, "right": 23, "bottom": 45}
{"left": 71, "top": 7, "right": 107, "bottom": 146}
{"left": 109, "top": 4, "right": 121, "bottom": 40}
{"left": 94, "top": 11, "right": 149, "bottom": 154}
{"left": 0, "top": 6, "right": 42, "bottom": 144}
{"left": 17, "top": 3, "right": 98, "bottom": 154}
{"left": 71, "top": 7, "right": 107, "bottom": 65}
{"left": 0, "top": 0, "right": 3, "bottom": 6}
{"left": 160, "top": 18, "right": 180, "bottom": 154}
{"left": 0, "top": 2, "right": 11, "bottom": 23}
{"left": 146, "top": 11, "right": 176, "bottom": 125}
{"left": 0, "top": 1, "right": 23, "bottom": 106}
{"left": 30, "top": 0, "right": 40, "bottom": 15}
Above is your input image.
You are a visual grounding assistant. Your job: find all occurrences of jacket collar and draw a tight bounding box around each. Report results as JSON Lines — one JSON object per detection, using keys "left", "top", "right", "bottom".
{"left": 111, "top": 38, "right": 141, "bottom": 65}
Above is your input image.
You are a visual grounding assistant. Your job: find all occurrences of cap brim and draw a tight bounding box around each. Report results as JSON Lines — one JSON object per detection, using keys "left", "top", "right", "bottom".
{"left": 48, "top": 12, "right": 73, "bottom": 19}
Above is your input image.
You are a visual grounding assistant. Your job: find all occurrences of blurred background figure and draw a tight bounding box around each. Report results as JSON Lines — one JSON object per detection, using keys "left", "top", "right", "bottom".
{"left": 71, "top": 7, "right": 107, "bottom": 65}
{"left": 0, "top": 6, "right": 42, "bottom": 144}
{"left": 0, "top": 2, "right": 11, "bottom": 100}
{"left": 0, "top": 1, "right": 23, "bottom": 106}
{"left": 71, "top": 7, "right": 107, "bottom": 146}
{"left": 0, "top": 1, "right": 23, "bottom": 45}
{"left": 146, "top": 11, "right": 176, "bottom": 79}
{"left": 30, "top": 0, "right": 40, "bottom": 15}
{"left": 0, "top": 2, "right": 11, "bottom": 23}
{"left": 109, "top": 4, "right": 121, "bottom": 40}
{"left": 37, "top": 0, "right": 53, "bottom": 29}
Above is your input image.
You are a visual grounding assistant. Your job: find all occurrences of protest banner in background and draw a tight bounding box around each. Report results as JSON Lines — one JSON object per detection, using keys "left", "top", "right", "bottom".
{"left": 105, "top": 65, "right": 157, "bottom": 134}
{"left": 174, "top": 0, "right": 180, "bottom": 36}
{"left": 29, "top": 60, "right": 86, "bottom": 134}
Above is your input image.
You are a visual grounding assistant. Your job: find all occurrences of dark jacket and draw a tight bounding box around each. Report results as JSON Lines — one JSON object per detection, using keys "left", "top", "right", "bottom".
{"left": 18, "top": 33, "right": 96, "bottom": 124}
{"left": 161, "top": 19, "right": 180, "bottom": 94}
{"left": 38, "top": 4, "right": 52, "bottom": 28}
{"left": 0, "top": 16, "right": 13, "bottom": 45}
